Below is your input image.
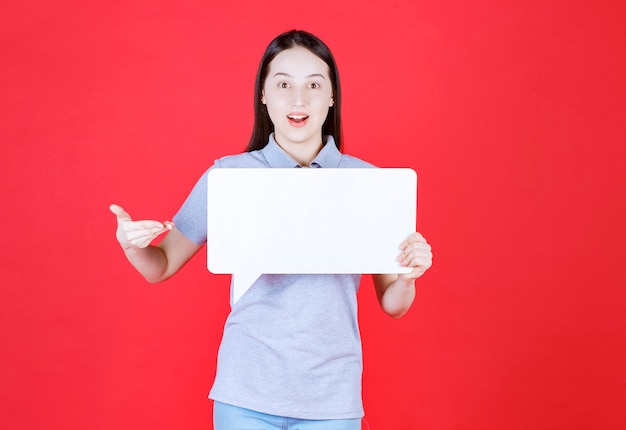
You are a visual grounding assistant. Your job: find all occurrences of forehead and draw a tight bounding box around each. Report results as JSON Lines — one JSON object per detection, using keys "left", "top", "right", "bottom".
{"left": 267, "top": 46, "right": 330, "bottom": 77}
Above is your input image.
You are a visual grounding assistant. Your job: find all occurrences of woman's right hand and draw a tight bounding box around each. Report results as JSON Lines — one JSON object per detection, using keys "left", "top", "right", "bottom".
{"left": 109, "top": 204, "right": 174, "bottom": 250}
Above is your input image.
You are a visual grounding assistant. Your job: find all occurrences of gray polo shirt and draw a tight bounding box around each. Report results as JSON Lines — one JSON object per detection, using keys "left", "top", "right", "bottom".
{"left": 173, "top": 134, "right": 374, "bottom": 419}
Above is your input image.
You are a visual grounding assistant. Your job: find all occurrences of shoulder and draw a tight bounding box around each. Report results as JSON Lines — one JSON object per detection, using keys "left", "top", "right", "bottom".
{"left": 338, "top": 153, "right": 377, "bottom": 169}
{"left": 185, "top": 150, "right": 269, "bottom": 187}
{"left": 215, "top": 150, "right": 268, "bottom": 168}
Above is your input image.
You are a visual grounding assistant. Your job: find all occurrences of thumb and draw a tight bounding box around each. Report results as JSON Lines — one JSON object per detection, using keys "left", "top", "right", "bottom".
{"left": 109, "top": 204, "right": 132, "bottom": 221}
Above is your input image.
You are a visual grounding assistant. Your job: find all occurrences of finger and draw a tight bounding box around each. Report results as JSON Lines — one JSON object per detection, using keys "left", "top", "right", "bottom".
{"left": 399, "top": 232, "right": 427, "bottom": 250}
{"left": 109, "top": 204, "right": 132, "bottom": 221}
{"left": 123, "top": 219, "right": 169, "bottom": 232}
{"left": 130, "top": 234, "right": 158, "bottom": 249}
{"left": 405, "top": 241, "right": 431, "bottom": 254}
{"left": 398, "top": 256, "right": 432, "bottom": 279}
{"left": 399, "top": 240, "right": 432, "bottom": 257}
{"left": 398, "top": 245, "right": 432, "bottom": 267}
{"left": 405, "top": 254, "right": 433, "bottom": 269}
{"left": 125, "top": 226, "right": 170, "bottom": 248}
{"left": 399, "top": 261, "right": 431, "bottom": 280}
{"left": 124, "top": 226, "right": 167, "bottom": 241}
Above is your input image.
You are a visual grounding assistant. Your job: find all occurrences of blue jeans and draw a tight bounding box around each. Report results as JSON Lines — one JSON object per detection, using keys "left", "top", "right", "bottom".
{"left": 213, "top": 401, "right": 362, "bottom": 430}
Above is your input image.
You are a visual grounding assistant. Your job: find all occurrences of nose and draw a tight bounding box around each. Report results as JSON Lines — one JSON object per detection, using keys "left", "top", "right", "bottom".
{"left": 291, "top": 87, "right": 306, "bottom": 107}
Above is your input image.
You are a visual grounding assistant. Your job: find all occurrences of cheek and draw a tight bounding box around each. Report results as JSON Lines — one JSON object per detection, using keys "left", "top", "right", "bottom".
{"left": 314, "top": 91, "right": 334, "bottom": 108}
{"left": 264, "top": 101, "right": 287, "bottom": 127}
{"left": 312, "top": 98, "right": 332, "bottom": 116}
{"left": 266, "top": 100, "right": 284, "bottom": 116}
{"left": 264, "top": 93, "right": 287, "bottom": 111}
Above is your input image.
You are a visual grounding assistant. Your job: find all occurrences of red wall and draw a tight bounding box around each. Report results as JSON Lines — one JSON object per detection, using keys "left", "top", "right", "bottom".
{"left": 2, "top": 1, "right": 625, "bottom": 429}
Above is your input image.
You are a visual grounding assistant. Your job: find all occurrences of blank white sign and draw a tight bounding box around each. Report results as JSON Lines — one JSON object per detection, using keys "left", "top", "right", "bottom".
{"left": 207, "top": 168, "right": 417, "bottom": 304}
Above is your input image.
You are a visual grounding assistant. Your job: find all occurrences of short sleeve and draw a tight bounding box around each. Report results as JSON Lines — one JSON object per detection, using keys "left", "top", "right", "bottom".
{"left": 172, "top": 165, "right": 215, "bottom": 245}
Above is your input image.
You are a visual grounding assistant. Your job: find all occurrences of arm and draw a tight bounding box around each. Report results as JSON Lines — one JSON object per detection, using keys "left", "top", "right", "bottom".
{"left": 110, "top": 204, "right": 202, "bottom": 283}
{"left": 372, "top": 232, "right": 433, "bottom": 318}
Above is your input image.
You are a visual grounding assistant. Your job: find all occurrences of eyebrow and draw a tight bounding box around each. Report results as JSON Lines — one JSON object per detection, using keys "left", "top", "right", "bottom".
{"left": 272, "top": 72, "right": 327, "bottom": 80}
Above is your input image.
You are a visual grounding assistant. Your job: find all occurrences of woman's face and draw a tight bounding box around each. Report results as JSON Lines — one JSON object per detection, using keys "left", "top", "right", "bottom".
{"left": 262, "top": 46, "right": 334, "bottom": 151}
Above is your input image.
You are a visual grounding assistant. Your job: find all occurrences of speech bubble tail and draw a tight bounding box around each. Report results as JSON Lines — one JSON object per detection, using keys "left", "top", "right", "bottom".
{"left": 231, "top": 272, "right": 261, "bottom": 305}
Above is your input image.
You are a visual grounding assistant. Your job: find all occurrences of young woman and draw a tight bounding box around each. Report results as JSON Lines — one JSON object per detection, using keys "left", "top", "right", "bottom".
{"left": 110, "top": 30, "right": 432, "bottom": 430}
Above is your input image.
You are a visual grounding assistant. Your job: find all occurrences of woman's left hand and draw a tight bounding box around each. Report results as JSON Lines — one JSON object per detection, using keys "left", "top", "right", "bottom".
{"left": 397, "top": 232, "right": 433, "bottom": 280}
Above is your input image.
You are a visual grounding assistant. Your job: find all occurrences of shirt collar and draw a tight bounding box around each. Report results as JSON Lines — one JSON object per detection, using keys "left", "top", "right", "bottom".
{"left": 261, "top": 133, "right": 342, "bottom": 168}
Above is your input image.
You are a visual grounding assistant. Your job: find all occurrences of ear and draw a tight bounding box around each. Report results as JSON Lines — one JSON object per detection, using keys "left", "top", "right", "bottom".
{"left": 329, "top": 96, "right": 334, "bottom": 107}
{"left": 261, "top": 91, "right": 266, "bottom": 104}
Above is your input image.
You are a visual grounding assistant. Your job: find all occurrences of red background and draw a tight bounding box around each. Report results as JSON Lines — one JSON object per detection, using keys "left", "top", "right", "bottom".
{"left": 2, "top": 1, "right": 625, "bottom": 429}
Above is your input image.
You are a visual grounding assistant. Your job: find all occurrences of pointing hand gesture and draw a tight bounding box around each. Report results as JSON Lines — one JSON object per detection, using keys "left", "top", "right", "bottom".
{"left": 109, "top": 204, "right": 174, "bottom": 250}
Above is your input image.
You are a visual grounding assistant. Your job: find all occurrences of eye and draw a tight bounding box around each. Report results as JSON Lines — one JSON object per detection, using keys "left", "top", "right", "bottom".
{"left": 309, "top": 82, "right": 320, "bottom": 89}
{"left": 278, "top": 82, "right": 289, "bottom": 89}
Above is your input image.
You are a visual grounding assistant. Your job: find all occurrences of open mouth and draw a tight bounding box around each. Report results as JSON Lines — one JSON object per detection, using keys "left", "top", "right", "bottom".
{"left": 287, "top": 113, "right": 309, "bottom": 127}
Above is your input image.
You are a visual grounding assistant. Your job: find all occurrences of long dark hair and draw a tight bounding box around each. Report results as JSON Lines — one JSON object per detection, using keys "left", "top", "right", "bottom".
{"left": 246, "top": 30, "right": 343, "bottom": 152}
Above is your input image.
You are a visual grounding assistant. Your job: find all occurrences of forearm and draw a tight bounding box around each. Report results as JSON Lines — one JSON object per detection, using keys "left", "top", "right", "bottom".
{"left": 373, "top": 274, "right": 416, "bottom": 318}
{"left": 121, "top": 244, "right": 171, "bottom": 283}
{"left": 373, "top": 232, "right": 432, "bottom": 317}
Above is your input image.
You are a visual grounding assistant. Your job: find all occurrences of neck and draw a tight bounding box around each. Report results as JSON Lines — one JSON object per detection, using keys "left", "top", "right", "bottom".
{"left": 275, "top": 136, "right": 324, "bottom": 167}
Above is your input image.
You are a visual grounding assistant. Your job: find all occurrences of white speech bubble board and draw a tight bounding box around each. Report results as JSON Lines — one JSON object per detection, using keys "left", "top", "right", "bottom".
{"left": 207, "top": 168, "right": 417, "bottom": 304}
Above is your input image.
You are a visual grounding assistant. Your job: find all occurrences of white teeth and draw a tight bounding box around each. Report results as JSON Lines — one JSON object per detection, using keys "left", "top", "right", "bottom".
{"left": 288, "top": 115, "right": 308, "bottom": 121}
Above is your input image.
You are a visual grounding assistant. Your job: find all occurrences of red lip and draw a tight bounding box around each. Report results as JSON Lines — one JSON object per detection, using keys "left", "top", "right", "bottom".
{"left": 287, "top": 113, "right": 309, "bottom": 128}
